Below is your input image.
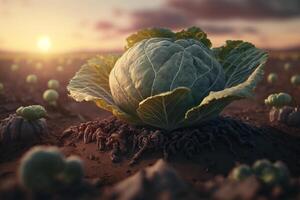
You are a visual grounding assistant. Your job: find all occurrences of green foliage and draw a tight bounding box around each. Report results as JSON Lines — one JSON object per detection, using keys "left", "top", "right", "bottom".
{"left": 267, "top": 73, "right": 278, "bottom": 84}
{"left": 48, "top": 79, "right": 60, "bottom": 90}
{"left": 19, "top": 146, "right": 85, "bottom": 193}
{"left": 252, "top": 159, "right": 272, "bottom": 177}
{"left": 291, "top": 74, "right": 300, "bottom": 86}
{"left": 68, "top": 27, "right": 268, "bottom": 130}
{"left": 260, "top": 162, "right": 290, "bottom": 187}
{"left": 175, "top": 26, "right": 212, "bottom": 47}
{"left": 43, "top": 89, "right": 59, "bottom": 106}
{"left": 16, "top": 105, "right": 47, "bottom": 121}
{"left": 125, "top": 27, "right": 175, "bottom": 49}
{"left": 213, "top": 40, "right": 254, "bottom": 63}
{"left": 125, "top": 26, "right": 212, "bottom": 50}
{"left": 230, "top": 159, "right": 290, "bottom": 187}
{"left": 229, "top": 164, "right": 253, "bottom": 181}
{"left": 26, "top": 74, "right": 38, "bottom": 84}
{"left": 19, "top": 146, "right": 65, "bottom": 192}
{"left": 61, "top": 156, "right": 84, "bottom": 185}
{"left": 265, "top": 93, "right": 292, "bottom": 108}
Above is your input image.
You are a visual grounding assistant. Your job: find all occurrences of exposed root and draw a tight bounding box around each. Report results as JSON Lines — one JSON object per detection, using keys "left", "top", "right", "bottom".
{"left": 63, "top": 116, "right": 265, "bottom": 165}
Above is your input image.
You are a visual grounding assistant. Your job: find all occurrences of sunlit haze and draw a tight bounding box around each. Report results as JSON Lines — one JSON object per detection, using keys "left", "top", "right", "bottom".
{"left": 0, "top": 0, "right": 300, "bottom": 53}
{"left": 37, "top": 36, "right": 51, "bottom": 53}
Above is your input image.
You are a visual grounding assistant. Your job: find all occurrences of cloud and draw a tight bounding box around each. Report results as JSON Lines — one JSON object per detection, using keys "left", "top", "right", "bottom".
{"left": 168, "top": 0, "right": 300, "bottom": 20}
{"left": 201, "top": 25, "right": 258, "bottom": 35}
{"left": 93, "top": 7, "right": 259, "bottom": 37}
{"left": 126, "top": 9, "right": 189, "bottom": 30}
{"left": 93, "top": 9, "right": 188, "bottom": 34}
{"left": 92, "top": 0, "right": 299, "bottom": 42}
{"left": 94, "top": 21, "right": 115, "bottom": 30}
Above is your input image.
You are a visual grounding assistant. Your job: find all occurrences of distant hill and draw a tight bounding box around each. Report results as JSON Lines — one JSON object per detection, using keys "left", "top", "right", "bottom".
{"left": 268, "top": 45, "right": 300, "bottom": 52}
{"left": 0, "top": 48, "right": 122, "bottom": 56}
{"left": 0, "top": 45, "right": 299, "bottom": 56}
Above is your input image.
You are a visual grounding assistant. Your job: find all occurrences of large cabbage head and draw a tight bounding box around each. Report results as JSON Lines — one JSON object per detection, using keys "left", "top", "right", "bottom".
{"left": 68, "top": 27, "right": 268, "bottom": 130}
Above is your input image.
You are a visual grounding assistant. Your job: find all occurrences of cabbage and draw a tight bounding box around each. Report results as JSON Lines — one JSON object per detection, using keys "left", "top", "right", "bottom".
{"left": 67, "top": 27, "right": 268, "bottom": 130}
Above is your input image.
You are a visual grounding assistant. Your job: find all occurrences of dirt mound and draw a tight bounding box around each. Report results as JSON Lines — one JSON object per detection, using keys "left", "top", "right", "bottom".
{"left": 104, "top": 159, "right": 198, "bottom": 200}
{"left": 62, "top": 116, "right": 300, "bottom": 179}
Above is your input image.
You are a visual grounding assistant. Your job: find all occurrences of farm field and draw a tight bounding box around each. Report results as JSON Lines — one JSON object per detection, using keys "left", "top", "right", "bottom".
{"left": 0, "top": 51, "right": 300, "bottom": 199}
{"left": 2, "top": 0, "right": 300, "bottom": 199}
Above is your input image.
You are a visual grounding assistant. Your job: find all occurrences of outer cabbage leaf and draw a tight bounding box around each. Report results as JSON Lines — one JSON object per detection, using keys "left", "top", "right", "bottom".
{"left": 137, "top": 87, "right": 193, "bottom": 130}
{"left": 125, "top": 28, "right": 175, "bottom": 49}
{"left": 67, "top": 55, "right": 142, "bottom": 124}
{"left": 175, "top": 26, "right": 212, "bottom": 48}
{"left": 67, "top": 55, "right": 116, "bottom": 104}
{"left": 94, "top": 100, "right": 142, "bottom": 124}
{"left": 125, "top": 27, "right": 212, "bottom": 50}
{"left": 185, "top": 63, "right": 266, "bottom": 124}
{"left": 214, "top": 40, "right": 266, "bottom": 87}
{"left": 185, "top": 42, "right": 268, "bottom": 124}
{"left": 213, "top": 40, "right": 245, "bottom": 62}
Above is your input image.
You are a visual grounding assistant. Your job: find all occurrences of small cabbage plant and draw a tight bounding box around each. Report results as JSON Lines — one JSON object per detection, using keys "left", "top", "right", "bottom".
{"left": 48, "top": 79, "right": 60, "bottom": 90}
{"left": 19, "top": 146, "right": 65, "bottom": 192}
{"left": 267, "top": 73, "right": 278, "bottom": 84}
{"left": 26, "top": 74, "right": 38, "bottom": 84}
{"left": 0, "top": 105, "right": 48, "bottom": 144}
{"left": 68, "top": 27, "right": 268, "bottom": 130}
{"left": 254, "top": 160, "right": 290, "bottom": 187}
{"left": 264, "top": 93, "right": 295, "bottom": 124}
{"left": 291, "top": 75, "right": 300, "bottom": 86}
{"left": 16, "top": 105, "right": 47, "bottom": 120}
{"left": 229, "top": 164, "right": 253, "bottom": 181}
{"left": 19, "top": 146, "right": 85, "bottom": 192}
{"left": 61, "top": 156, "right": 84, "bottom": 185}
{"left": 43, "top": 89, "right": 59, "bottom": 106}
{"left": 229, "top": 159, "right": 290, "bottom": 187}
{"left": 265, "top": 93, "right": 292, "bottom": 109}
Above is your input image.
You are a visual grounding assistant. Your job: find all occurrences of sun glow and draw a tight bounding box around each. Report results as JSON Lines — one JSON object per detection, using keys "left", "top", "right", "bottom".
{"left": 37, "top": 36, "right": 52, "bottom": 53}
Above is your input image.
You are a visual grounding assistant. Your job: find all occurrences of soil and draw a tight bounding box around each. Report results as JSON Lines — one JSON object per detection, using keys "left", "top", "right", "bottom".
{"left": 0, "top": 53, "right": 300, "bottom": 200}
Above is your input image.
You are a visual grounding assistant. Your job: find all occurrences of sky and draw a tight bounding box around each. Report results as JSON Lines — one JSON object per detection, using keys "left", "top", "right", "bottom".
{"left": 0, "top": 0, "right": 300, "bottom": 53}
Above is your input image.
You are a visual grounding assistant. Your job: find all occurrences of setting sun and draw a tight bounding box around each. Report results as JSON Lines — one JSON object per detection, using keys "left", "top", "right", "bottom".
{"left": 37, "top": 36, "right": 51, "bottom": 53}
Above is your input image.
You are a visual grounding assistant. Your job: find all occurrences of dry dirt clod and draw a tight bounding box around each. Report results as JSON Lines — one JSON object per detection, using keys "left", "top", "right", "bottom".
{"left": 106, "top": 159, "right": 199, "bottom": 200}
